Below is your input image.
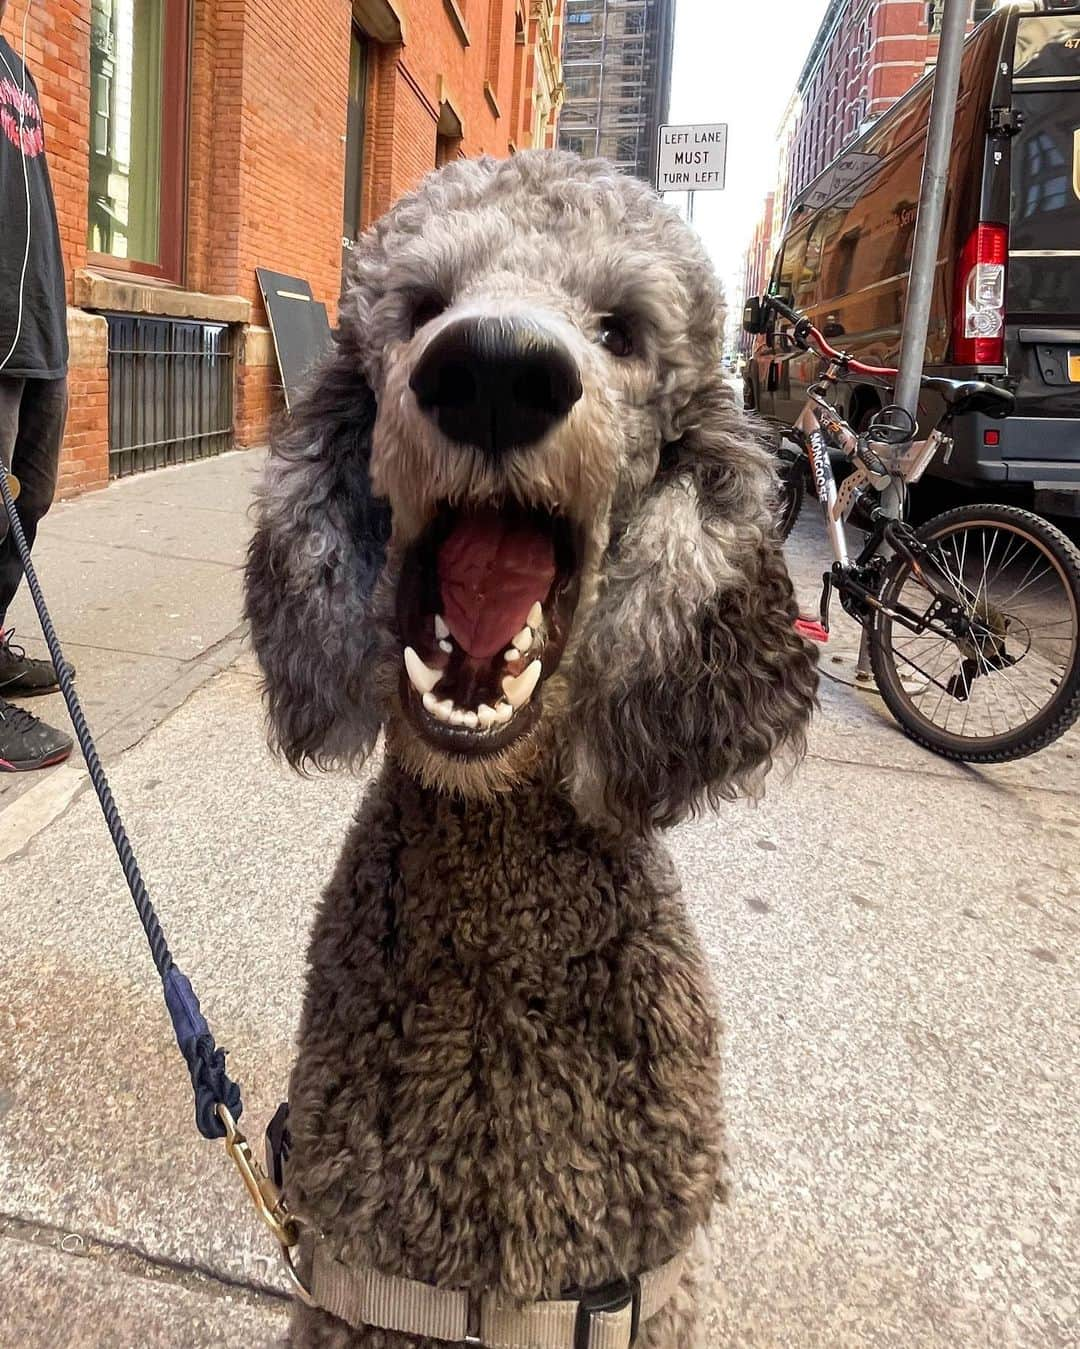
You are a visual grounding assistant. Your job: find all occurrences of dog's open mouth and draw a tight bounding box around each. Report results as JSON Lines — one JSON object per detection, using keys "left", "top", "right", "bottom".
{"left": 396, "top": 503, "right": 582, "bottom": 755}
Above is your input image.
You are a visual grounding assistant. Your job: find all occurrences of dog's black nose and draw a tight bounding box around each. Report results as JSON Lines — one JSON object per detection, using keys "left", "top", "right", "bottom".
{"left": 409, "top": 316, "right": 583, "bottom": 456}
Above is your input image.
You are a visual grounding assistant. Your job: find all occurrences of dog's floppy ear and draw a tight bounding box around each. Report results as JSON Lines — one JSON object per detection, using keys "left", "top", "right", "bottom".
{"left": 566, "top": 375, "right": 818, "bottom": 832}
{"left": 244, "top": 345, "right": 391, "bottom": 769}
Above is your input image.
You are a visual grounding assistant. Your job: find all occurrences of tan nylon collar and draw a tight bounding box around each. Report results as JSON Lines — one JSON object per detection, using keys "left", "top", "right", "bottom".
{"left": 309, "top": 1240, "right": 690, "bottom": 1349}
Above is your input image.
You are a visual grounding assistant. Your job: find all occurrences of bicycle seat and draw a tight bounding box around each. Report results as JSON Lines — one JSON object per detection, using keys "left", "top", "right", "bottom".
{"left": 920, "top": 377, "right": 1015, "bottom": 419}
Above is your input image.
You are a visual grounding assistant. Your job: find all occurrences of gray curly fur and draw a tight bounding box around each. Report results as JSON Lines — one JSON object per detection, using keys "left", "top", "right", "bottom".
{"left": 244, "top": 151, "right": 818, "bottom": 1346}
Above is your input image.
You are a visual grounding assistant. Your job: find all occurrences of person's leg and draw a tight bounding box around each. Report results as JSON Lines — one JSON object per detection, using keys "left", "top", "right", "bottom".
{"left": 0, "top": 375, "right": 67, "bottom": 625}
{"left": 0, "top": 376, "right": 73, "bottom": 769}
{"left": 0, "top": 375, "right": 76, "bottom": 697}
{"left": 0, "top": 374, "right": 24, "bottom": 489}
{"left": 0, "top": 375, "right": 30, "bottom": 620}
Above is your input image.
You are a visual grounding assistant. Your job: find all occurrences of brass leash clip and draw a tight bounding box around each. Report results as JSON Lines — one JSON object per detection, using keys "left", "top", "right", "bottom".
{"left": 216, "top": 1103, "right": 316, "bottom": 1305}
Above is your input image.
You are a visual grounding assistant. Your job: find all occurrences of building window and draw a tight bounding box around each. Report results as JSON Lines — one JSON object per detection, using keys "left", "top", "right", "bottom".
{"left": 88, "top": 0, "right": 189, "bottom": 282}
{"left": 343, "top": 25, "right": 371, "bottom": 267}
{"left": 929, "top": 1, "right": 994, "bottom": 33}
{"left": 565, "top": 71, "right": 598, "bottom": 99}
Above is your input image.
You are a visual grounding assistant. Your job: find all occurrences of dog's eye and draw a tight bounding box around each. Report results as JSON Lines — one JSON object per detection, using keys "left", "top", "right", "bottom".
{"left": 598, "top": 315, "right": 634, "bottom": 358}
{"left": 411, "top": 296, "right": 447, "bottom": 334}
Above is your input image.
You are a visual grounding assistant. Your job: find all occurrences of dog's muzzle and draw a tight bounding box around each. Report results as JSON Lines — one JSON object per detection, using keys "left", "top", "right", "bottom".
{"left": 410, "top": 315, "right": 583, "bottom": 457}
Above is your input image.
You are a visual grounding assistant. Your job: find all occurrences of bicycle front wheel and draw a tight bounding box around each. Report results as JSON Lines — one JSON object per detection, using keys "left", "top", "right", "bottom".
{"left": 869, "top": 504, "right": 1080, "bottom": 762}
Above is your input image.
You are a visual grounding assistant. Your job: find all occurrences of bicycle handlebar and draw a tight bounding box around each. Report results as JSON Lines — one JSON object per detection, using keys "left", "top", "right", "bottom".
{"left": 764, "top": 293, "right": 800, "bottom": 326}
{"left": 761, "top": 293, "right": 898, "bottom": 380}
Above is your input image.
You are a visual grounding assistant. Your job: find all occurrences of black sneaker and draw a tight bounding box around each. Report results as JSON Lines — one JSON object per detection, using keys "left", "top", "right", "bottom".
{"left": 0, "top": 698, "right": 73, "bottom": 772}
{"left": 0, "top": 628, "right": 75, "bottom": 696}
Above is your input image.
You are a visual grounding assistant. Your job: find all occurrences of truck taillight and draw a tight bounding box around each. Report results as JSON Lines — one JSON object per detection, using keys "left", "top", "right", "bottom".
{"left": 953, "top": 224, "right": 1008, "bottom": 366}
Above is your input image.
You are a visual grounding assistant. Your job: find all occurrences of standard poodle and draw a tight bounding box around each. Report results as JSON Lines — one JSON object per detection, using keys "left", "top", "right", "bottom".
{"left": 245, "top": 150, "right": 818, "bottom": 1348}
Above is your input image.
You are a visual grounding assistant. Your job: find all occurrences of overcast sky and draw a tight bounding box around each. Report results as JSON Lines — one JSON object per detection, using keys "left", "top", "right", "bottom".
{"left": 667, "top": 0, "right": 830, "bottom": 303}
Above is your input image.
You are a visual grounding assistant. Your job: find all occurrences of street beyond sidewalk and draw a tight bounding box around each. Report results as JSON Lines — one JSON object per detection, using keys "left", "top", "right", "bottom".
{"left": 0, "top": 452, "right": 1076, "bottom": 1346}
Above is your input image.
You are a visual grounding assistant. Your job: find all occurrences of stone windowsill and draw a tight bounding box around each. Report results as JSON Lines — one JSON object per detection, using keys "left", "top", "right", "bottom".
{"left": 483, "top": 80, "right": 501, "bottom": 118}
{"left": 74, "top": 270, "right": 252, "bottom": 325}
{"left": 354, "top": 0, "right": 406, "bottom": 44}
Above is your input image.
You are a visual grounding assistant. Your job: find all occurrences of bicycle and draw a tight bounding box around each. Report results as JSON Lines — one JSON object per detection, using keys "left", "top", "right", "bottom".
{"left": 744, "top": 292, "right": 1080, "bottom": 763}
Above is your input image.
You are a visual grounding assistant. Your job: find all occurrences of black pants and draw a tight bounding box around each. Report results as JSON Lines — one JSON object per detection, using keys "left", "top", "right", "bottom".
{"left": 0, "top": 375, "right": 67, "bottom": 629}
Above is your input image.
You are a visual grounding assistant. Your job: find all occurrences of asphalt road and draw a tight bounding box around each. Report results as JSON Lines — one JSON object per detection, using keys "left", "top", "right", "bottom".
{"left": 1, "top": 452, "right": 1076, "bottom": 1346}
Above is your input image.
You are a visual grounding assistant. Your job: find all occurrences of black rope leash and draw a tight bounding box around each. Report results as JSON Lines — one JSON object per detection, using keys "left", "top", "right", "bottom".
{"left": 1, "top": 470, "right": 242, "bottom": 1139}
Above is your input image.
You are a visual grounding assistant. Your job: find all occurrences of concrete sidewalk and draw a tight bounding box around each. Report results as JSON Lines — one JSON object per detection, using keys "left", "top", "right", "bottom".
{"left": 0, "top": 454, "right": 1077, "bottom": 1346}
{"left": 0, "top": 450, "right": 265, "bottom": 846}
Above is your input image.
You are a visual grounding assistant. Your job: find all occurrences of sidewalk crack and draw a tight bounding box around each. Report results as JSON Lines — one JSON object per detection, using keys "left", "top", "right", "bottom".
{"left": 0, "top": 1211, "right": 291, "bottom": 1310}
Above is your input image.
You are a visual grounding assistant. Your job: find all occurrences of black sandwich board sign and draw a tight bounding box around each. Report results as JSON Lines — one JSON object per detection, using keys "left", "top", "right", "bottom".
{"left": 255, "top": 269, "right": 334, "bottom": 411}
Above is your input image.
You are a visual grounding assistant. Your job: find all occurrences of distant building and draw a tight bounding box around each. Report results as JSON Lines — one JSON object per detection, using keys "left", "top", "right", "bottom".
{"left": 557, "top": 0, "right": 677, "bottom": 184}
{"left": 780, "top": 0, "right": 997, "bottom": 217}
{"left": 772, "top": 91, "right": 801, "bottom": 247}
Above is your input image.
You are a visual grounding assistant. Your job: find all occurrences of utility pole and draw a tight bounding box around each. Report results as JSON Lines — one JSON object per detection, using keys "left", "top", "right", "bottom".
{"left": 892, "top": 0, "right": 970, "bottom": 466}
{"left": 856, "top": 0, "right": 969, "bottom": 683}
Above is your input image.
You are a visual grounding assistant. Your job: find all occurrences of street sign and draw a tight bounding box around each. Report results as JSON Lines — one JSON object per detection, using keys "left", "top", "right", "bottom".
{"left": 656, "top": 123, "right": 728, "bottom": 194}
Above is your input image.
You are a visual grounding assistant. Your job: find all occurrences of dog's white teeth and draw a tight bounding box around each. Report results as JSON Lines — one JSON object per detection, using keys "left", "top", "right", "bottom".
{"left": 438, "top": 639, "right": 453, "bottom": 654}
{"left": 502, "top": 660, "right": 543, "bottom": 709}
{"left": 405, "top": 646, "right": 442, "bottom": 695}
{"left": 461, "top": 710, "right": 479, "bottom": 730}
{"left": 434, "top": 615, "right": 450, "bottom": 640}
{"left": 477, "top": 703, "right": 498, "bottom": 729}
{"left": 422, "top": 692, "right": 439, "bottom": 713}
{"left": 527, "top": 602, "right": 543, "bottom": 629}
{"left": 494, "top": 701, "right": 514, "bottom": 724}
{"left": 504, "top": 648, "right": 520, "bottom": 664}
{"left": 511, "top": 627, "right": 533, "bottom": 654}
{"left": 433, "top": 698, "right": 455, "bottom": 722}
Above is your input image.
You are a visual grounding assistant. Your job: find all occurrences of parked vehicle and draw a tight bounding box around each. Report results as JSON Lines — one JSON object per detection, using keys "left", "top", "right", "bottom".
{"left": 744, "top": 292, "right": 1080, "bottom": 763}
{"left": 747, "top": 3, "right": 1080, "bottom": 516}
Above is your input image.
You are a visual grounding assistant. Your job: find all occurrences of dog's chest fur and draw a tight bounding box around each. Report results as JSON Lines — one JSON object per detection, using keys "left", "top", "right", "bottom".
{"left": 286, "top": 765, "right": 723, "bottom": 1308}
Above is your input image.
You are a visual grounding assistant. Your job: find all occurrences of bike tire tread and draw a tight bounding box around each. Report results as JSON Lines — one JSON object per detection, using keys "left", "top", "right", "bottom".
{"left": 869, "top": 504, "right": 1080, "bottom": 763}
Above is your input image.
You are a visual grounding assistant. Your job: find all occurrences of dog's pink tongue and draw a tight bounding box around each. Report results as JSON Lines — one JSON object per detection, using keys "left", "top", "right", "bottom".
{"left": 438, "top": 510, "right": 555, "bottom": 660}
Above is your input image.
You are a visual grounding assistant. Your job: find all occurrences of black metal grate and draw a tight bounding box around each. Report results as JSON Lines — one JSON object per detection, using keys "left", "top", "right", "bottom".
{"left": 105, "top": 314, "right": 234, "bottom": 478}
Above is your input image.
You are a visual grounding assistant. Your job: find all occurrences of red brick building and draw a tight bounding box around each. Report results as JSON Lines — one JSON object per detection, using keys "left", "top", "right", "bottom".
{"left": 780, "top": 0, "right": 996, "bottom": 221}
{"left": 3, "top": 0, "right": 564, "bottom": 497}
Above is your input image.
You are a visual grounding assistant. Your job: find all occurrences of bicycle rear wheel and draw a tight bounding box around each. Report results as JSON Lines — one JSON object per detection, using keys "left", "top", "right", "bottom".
{"left": 869, "top": 504, "right": 1080, "bottom": 762}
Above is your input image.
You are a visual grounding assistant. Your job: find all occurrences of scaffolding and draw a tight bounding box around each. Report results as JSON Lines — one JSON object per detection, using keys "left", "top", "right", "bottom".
{"left": 557, "top": 0, "right": 676, "bottom": 185}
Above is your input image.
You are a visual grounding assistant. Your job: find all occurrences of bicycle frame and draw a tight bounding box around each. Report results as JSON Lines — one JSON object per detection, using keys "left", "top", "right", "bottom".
{"left": 748, "top": 294, "right": 1080, "bottom": 761}
{"left": 787, "top": 363, "right": 950, "bottom": 572}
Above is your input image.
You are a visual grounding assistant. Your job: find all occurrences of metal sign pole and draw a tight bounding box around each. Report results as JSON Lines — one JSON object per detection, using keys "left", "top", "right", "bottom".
{"left": 687, "top": 191, "right": 695, "bottom": 223}
{"left": 892, "top": 0, "right": 969, "bottom": 472}
{"left": 854, "top": 0, "right": 968, "bottom": 684}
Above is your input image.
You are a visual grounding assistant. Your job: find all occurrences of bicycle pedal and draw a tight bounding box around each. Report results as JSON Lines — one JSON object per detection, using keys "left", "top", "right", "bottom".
{"left": 794, "top": 618, "right": 829, "bottom": 644}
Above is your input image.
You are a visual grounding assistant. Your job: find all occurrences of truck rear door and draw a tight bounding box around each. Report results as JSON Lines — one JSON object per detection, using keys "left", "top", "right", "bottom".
{"left": 1006, "top": 15, "right": 1080, "bottom": 437}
